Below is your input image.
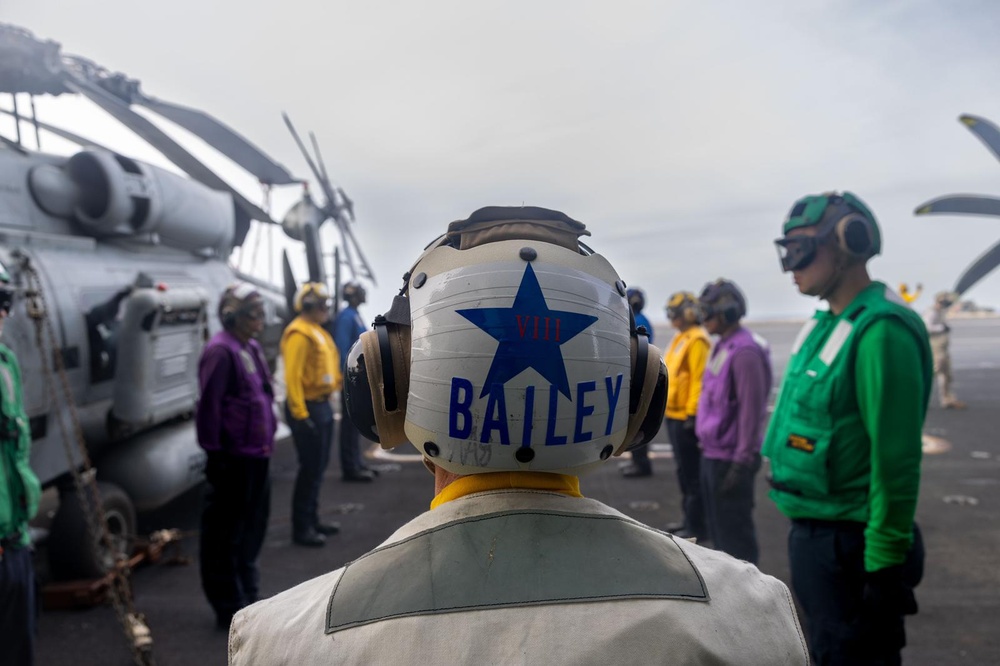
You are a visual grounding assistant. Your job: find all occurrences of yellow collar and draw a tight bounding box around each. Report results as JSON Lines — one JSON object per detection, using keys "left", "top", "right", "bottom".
{"left": 430, "top": 472, "right": 582, "bottom": 510}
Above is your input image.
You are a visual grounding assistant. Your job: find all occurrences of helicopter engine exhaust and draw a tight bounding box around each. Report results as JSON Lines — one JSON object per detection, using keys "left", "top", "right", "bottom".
{"left": 29, "top": 149, "right": 235, "bottom": 253}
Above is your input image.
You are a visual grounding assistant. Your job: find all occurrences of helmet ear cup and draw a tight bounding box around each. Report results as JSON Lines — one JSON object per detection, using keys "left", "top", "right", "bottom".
{"left": 722, "top": 301, "right": 741, "bottom": 325}
{"left": 683, "top": 304, "right": 699, "bottom": 325}
{"left": 344, "top": 323, "right": 411, "bottom": 447}
{"left": 294, "top": 282, "right": 330, "bottom": 313}
{"left": 618, "top": 331, "right": 668, "bottom": 454}
{"left": 836, "top": 213, "right": 875, "bottom": 257}
{"left": 667, "top": 292, "right": 700, "bottom": 325}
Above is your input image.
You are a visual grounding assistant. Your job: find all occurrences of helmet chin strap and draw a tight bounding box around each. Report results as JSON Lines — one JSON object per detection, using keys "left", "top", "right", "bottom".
{"left": 816, "top": 252, "right": 848, "bottom": 301}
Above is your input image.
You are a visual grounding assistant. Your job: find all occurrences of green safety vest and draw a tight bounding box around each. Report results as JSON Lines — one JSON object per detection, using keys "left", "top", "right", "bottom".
{"left": 763, "top": 282, "right": 930, "bottom": 522}
{"left": 0, "top": 343, "right": 40, "bottom": 546}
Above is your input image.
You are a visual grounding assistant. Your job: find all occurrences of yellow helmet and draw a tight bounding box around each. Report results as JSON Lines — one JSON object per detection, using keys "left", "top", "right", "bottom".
{"left": 294, "top": 282, "right": 331, "bottom": 313}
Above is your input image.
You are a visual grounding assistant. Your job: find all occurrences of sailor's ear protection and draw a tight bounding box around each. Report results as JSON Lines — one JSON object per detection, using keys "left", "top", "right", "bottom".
{"left": 294, "top": 282, "right": 330, "bottom": 313}
{"left": 620, "top": 321, "right": 668, "bottom": 453}
{"left": 698, "top": 280, "right": 746, "bottom": 326}
{"left": 220, "top": 283, "right": 258, "bottom": 328}
{"left": 833, "top": 212, "right": 876, "bottom": 258}
{"left": 719, "top": 300, "right": 742, "bottom": 325}
{"left": 300, "top": 291, "right": 321, "bottom": 312}
{"left": 823, "top": 193, "right": 877, "bottom": 259}
{"left": 667, "top": 292, "right": 699, "bottom": 325}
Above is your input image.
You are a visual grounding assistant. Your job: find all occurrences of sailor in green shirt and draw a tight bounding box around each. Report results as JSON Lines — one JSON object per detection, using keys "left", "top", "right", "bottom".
{"left": 766, "top": 191, "right": 931, "bottom": 666}
{"left": 0, "top": 267, "right": 41, "bottom": 666}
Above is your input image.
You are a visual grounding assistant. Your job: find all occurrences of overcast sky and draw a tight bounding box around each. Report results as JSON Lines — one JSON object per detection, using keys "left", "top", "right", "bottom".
{"left": 6, "top": 1, "right": 1000, "bottom": 320}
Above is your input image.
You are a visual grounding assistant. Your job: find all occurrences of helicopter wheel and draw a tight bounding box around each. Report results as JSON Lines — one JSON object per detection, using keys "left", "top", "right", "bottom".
{"left": 47, "top": 481, "right": 136, "bottom": 581}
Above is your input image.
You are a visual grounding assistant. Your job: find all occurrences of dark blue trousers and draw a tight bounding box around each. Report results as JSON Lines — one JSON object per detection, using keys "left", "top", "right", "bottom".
{"left": 288, "top": 400, "right": 333, "bottom": 535}
{"left": 199, "top": 452, "right": 270, "bottom": 626}
{"left": 338, "top": 391, "right": 364, "bottom": 476}
{"left": 666, "top": 417, "right": 706, "bottom": 538}
{"left": 790, "top": 519, "right": 923, "bottom": 666}
{"left": 0, "top": 542, "right": 36, "bottom": 666}
{"left": 629, "top": 442, "right": 652, "bottom": 473}
{"left": 700, "top": 455, "right": 760, "bottom": 564}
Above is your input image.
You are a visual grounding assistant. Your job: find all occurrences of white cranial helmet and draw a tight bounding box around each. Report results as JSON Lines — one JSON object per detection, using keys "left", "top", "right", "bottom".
{"left": 342, "top": 206, "right": 667, "bottom": 476}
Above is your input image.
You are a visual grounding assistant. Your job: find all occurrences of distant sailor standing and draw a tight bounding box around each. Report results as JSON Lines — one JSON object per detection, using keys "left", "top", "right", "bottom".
{"left": 333, "top": 282, "right": 376, "bottom": 482}
{"left": 195, "top": 283, "right": 277, "bottom": 629}
{"left": 621, "top": 286, "right": 657, "bottom": 477}
{"left": 281, "top": 282, "right": 342, "bottom": 547}
{"left": 923, "top": 291, "right": 966, "bottom": 410}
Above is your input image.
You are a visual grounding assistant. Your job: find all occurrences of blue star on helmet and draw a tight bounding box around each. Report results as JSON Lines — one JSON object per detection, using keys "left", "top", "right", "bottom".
{"left": 457, "top": 263, "right": 598, "bottom": 398}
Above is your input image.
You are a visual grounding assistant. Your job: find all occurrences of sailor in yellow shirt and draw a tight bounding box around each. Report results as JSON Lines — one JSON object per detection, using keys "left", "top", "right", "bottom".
{"left": 281, "top": 282, "right": 343, "bottom": 547}
{"left": 661, "top": 292, "right": 711, "bottom": 540}
{"left": 899, "top": 282, "right": 922, "bottom": 305}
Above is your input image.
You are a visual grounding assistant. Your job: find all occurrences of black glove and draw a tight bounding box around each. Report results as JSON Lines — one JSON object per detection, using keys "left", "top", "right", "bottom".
{"left": 864, "top": 565, "right": 919, "bottom": 617}
{"left": 683, "top": 416, "right": 696, "bottom": 431}
{"left": 858, "top": 565, "right": 918, "bottom": 655}
{"left": 720, "top": 461, "right": 751, "bottom": 494}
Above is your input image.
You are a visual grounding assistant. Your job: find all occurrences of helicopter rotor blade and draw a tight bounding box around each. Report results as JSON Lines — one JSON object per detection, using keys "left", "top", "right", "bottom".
{"left": 337, "top": 187, "right": 355, "bottom": 222}
{"left": 282, "top": 112, "right": 330, "bottom": 205}
{"left": 0, "top": 107, "right": 115, "bottom": 151}
{"left": 140, "top": 96, "right": 298, "bottom": 185}
{"left": 281, "top": 114, "right": 345, "bottom": 220}
{"left": 309, "top": 131, "right": 331, "bottom": 190}
{"left": 954, "top": 238, "right": 1000, "bottom": 296}
{"left": 337, "top": 214, "right": 377, "bottom": 285}
{"left": 309, "top": 131, "right": 354, "bottom": 223}
{"left": 63, "top": 74, "right": 277, "bottom": 225}
{"left": 914, "top": 195, "right": 1000, "bottom": 217}
{"left": 958, "top": 114, "right": 1000, "bottom": 166}
{"left": 282, "top": 249, "right": 297, "bottom": 321}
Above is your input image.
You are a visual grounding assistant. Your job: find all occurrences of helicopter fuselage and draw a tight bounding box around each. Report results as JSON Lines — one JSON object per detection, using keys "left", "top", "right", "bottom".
{"left": 0, "top": 142, "right": 280, "bottom": 510}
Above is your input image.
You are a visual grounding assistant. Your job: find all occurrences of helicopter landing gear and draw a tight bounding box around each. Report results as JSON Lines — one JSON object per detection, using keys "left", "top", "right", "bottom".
{"left": 47, "top": 480, "right": 136, "bottom": 581}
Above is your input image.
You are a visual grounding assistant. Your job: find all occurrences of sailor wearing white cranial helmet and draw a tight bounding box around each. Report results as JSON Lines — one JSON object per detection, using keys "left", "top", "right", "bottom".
{"left": 228, "top": 206, "right": 808, "bottom": 666}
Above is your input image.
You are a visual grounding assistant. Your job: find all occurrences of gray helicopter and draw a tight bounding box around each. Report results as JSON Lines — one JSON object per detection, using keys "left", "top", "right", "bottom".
{"left": 0, "top": 23, "right": 374, "bottom": 581}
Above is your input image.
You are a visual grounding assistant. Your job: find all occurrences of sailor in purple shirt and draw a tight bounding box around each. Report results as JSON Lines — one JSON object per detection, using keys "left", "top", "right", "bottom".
{"left": 694, "top": 279, "right": 773, "bottom": 565}
{"left": 196, "top": 283, "right": 277, "bottom": 629}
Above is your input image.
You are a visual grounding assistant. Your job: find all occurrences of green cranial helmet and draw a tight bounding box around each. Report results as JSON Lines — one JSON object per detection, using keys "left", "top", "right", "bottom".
{"left": 781, "top": 191, "right": 882, "bottom": 255}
